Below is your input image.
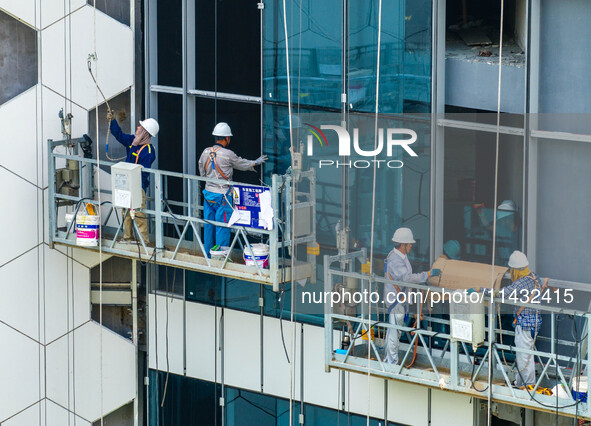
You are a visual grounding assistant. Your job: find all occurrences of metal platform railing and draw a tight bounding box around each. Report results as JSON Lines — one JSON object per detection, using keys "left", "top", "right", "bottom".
{"left": 48, "top": 138, "right": 316, "bottom": 291}
{"left": 324, "top": 250, "right": 591, "bottom": 418}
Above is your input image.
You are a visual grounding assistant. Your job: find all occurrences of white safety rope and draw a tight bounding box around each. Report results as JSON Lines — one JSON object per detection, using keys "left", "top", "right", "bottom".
{"left": 280, "top": 1, "right": 296, "bottom": 425}
{"left": 487, "top": 1, "right": 505, "bottom": 423}
{"left": 367, "top": 1, "right": 383, "bottom": 424}
{"left": 90, "top": 1, "right": 105, "bottom": 425}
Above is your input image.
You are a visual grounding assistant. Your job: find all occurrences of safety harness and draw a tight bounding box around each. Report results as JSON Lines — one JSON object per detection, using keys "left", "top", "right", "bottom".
{"left": 205, "top": 146, "right": 230, "bottom": 180}
{"left": 131, "top": 144, "right": 151, "bottom": 164}
{"left": 512, "top": 274, "right": 548, "bottom": 327}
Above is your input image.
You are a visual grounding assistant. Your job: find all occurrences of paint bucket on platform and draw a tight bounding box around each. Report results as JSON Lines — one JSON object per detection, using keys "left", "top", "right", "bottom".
{"left": 243, "top": 243, "right": 269, "bottom": 268}
{"left": 210, "top": 246, "right": 231, "bottom": 261}
{"left": 76, "top": 215, "right": 100, "bottom": 246}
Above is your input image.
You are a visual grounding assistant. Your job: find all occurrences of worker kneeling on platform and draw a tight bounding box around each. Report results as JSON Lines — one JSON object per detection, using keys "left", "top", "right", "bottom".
{"left": 384, "top": 227, "right": 441, "bottom": 365}
{"left": 198, "top": 122, "right": 267, "bottom": 257}
{"left": 470, "top": 250, "right": 542, "bottom": 387}
{"left": 108, "top": 111, "right": 158, "bottom": 244}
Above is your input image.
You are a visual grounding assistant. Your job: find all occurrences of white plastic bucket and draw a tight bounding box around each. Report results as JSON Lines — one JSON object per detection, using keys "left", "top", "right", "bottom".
{"left": 243, "top": 243, "right": 269, "bottom": 268}
{"left": 65, "top": 213, "right": 74, "bottom": 231}
{"left": 210, "top": 246, "right": 231, "bottom": 260}
{"left": 76, "top": 215, "right": 100, "bottom": 246}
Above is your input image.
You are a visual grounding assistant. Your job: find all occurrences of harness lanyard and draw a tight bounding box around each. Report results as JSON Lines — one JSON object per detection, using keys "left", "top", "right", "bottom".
{"left": 512, "top": 274, "right": 548, "bottom": 327}
{"left": 134, "top": 144, "right": 150, "bottom": 164}
{"left": 206, "top": 146, "right": 230, "bottom": 180}
{"left": 387, "top": 271, "right": 406, "bottom": 314}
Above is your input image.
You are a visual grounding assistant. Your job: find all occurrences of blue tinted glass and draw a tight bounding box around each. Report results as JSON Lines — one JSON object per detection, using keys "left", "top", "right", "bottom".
{"left": 149, "top": 370, "right": 221, "bottom": 426}
{"left": 185, "top": 271, "right": 223, "bottom": 305}
{"left": 264, "top": 0, "right": 342, "bottom": 109}
{"left": 348, "top": 0, "right": 431, "bottom": 114}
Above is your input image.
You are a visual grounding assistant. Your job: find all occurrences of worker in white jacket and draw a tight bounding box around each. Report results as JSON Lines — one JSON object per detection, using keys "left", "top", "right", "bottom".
{"left": 384, "top": 227, "right": 441, "bottom": 364}
{"left": 198, "top": 122, "right": 267, "bottom": 256}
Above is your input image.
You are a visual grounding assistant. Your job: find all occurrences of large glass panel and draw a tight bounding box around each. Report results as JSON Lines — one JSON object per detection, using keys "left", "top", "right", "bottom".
{"left": 149, "top": 370, "right": 221, "bottom": 426}
{"left": 264, "top": 0, "right": 343, "bottom": 109}
{"left": 194, "top": 0, "right": 215, "bottom": 91}
{"left": 536, "top": 138, "right": 591, "bottom": 286}
{"left": 444, "top": 0, "right": 525, "bottom": 114}
{"left": 217, "top": 0, "right": 261, "bottom": 96}
{"left": 157, "top": 93, "right": 184, "bottom": 223}
{"left": 157, "top": 0, "right": 182, "bottom": 87}
{"left": 345, "top": 114, "right": 432, "bottom": 268}
{"left": 443, "top": 126, "right": 523, "bottom": 265}
{"left": 196, "top": 99, "right": 262, "bottom": 187}
{"left": 349, "top": 0, "right": 432, "bottom": 114}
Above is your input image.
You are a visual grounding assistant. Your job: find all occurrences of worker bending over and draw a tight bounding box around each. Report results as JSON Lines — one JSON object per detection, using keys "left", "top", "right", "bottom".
{"left": 198, "top": 122, "right": 267, "bottom": 257}
{"left": 108, "top": 111, "right": 158, "bottom": 244}
{"left": 384, "top": 227, "right": 441, "bottom": 365}
{"left": 471, "top": 251, "right": 542, "bottom": 387}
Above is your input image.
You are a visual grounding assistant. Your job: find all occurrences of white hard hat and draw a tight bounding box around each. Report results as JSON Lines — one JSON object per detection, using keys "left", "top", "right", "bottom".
{"left": 392, "top": 227, "right": 416, "bottom": 244}
{"left": 140, "top": 118, "right": 159, "bottom": 137}
{"left": 508, "top": 250, "right": 529, "bottom": 268}
{"left": 498, "top": 200, "right": 517, "bottom": 211}
{"left": 212, "top": 122, "right": 233, "bottom": 137}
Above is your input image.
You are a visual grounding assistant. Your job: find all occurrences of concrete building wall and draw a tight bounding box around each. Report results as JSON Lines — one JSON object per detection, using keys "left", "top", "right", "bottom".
{"left": 0, "top": 1, "right": 136, "bottom": 424}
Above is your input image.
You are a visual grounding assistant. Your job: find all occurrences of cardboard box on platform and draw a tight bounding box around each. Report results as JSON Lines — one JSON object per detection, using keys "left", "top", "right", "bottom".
{"left": 427, "top": 257, "right": 508, "bottom": 291}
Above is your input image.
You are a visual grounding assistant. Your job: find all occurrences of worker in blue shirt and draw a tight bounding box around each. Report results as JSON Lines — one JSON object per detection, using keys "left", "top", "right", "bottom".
{"left": 108, "top": 111, "right": 158, "bottom": 244}
{"left": 470, "top": 250, "right": 542, "bottom": 387}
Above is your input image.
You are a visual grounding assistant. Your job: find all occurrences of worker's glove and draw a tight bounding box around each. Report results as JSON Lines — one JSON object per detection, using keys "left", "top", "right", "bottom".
{"left": 254, "top": 155, "right": 268, "bottom": 165}
{"left": 106, "top": 110, "right": 115, "bottom": 121}
{"left": 429, "top": 268, "right": 441, "bottom": 278}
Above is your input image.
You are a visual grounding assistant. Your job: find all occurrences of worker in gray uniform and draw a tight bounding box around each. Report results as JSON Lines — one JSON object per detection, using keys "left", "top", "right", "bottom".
{"left": 198, "top": 122, "right": 267, "bottom": 256}
{"left": 384, "top": 227, "right": 441, "bottom": 365}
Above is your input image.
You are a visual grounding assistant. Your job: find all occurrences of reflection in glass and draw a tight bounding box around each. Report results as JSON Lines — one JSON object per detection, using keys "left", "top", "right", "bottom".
{"left": 264, "top": 0, "right": 343, "bottom": 109}
{"left": 348, "top": 0, "right": 432, "bottom": 113}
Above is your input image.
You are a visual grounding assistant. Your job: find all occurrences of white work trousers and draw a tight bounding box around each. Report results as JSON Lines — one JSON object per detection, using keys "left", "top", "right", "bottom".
{"left": 385, "top": 304, "right": 406, "bottom": 365}
{"left": 514, "top": 325, "right": 535, "bottom": 387}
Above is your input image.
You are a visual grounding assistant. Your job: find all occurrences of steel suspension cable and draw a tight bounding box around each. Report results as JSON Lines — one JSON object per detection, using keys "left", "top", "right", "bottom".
{"left": 487, "top": 1, "right": 505, "bottom": 424}
{"left": 367, "top": 1, "right": 383, "bottom": 424}
{"left": 90, "top": 1, "right": 105, "bottom": 424}
{"left": 280, "top": 1, "right": 297, "bottom": 424}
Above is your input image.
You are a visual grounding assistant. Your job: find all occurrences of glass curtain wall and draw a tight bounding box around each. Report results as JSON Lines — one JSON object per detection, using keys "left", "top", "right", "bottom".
{"left": 150, "top": 0, "right": 433, "bottom": 323}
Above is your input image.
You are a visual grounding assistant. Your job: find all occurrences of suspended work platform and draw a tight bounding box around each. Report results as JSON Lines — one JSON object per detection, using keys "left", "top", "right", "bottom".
{"left": 324, "top": 250, "right": 591, "bottom": 419}
{"left": 48, "top": 138, "right": 317, "bottom": 291}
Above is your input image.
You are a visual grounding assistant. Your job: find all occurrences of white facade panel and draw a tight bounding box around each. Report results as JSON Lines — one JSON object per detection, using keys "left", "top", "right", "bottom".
{"left": 0, "top": 247, "right": 40, "bottom": 340}
{"left": 0, "top": 87, "right": 39, "bottom": 184}
{"left": 69, "top": 7, "right": 133, "bottom": 110}
{"left": 43, "top": 244, "right": 70, "bottom": 343}
{"left": 39, "top": 0, "right": 85, "bottom": 30}
{"left": 0, "top": 167, "right": 38, "bottom": 267}
{"left": 71, "top": 322, "right": 135, "bottom": 422}
{"left": 302, "top": 324, "right": 340, "bottom": 410}
{"left": 387, "top": 380, "right": 429, "bottom": 426}
{"left": 262, "top": 316, "right": 301, "bottom": 400}
{"left": 0, "top": 323, "right": 41, "bottom": 422}
{"left": 430, "top": 390, "right": 473, "bottom": 426}
{"left": 0, "top": 0, "right": 35, "bottom": 28}
{"left": 347, "top": 373, "right": 385, "bottom": 419}
{"left": 2, "top": 400, "right": 43, "bottom": 426}
{"left": 185, "top": 302, "right": 217, "bottom": 382}
{"left": 224, "top": 309, "right": 261, "bottom": 392}
{"left": 148, "top": 294, "right": 184, "bottom": 375}
{"left": 45, "top": 399, "right": 91, "bottom": 425}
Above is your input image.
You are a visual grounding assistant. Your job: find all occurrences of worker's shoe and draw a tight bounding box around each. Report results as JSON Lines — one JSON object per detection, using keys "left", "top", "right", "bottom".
{"left": 118, "top": 237, "right": 136, "bottom": 245}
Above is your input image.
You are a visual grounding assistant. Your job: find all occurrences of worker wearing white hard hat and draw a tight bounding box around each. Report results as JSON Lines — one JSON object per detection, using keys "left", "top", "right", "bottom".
{"left": 198, "top": 122, "right": 268, "bottom": 257}
{"left": 469, "top": 250, "right": 542, "bottom": 387}
{"left": 383, "top": 227, "right": 441, "bottom": 365}
{"left": 108, "top": 111, "right": 159, "bottom": 244}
